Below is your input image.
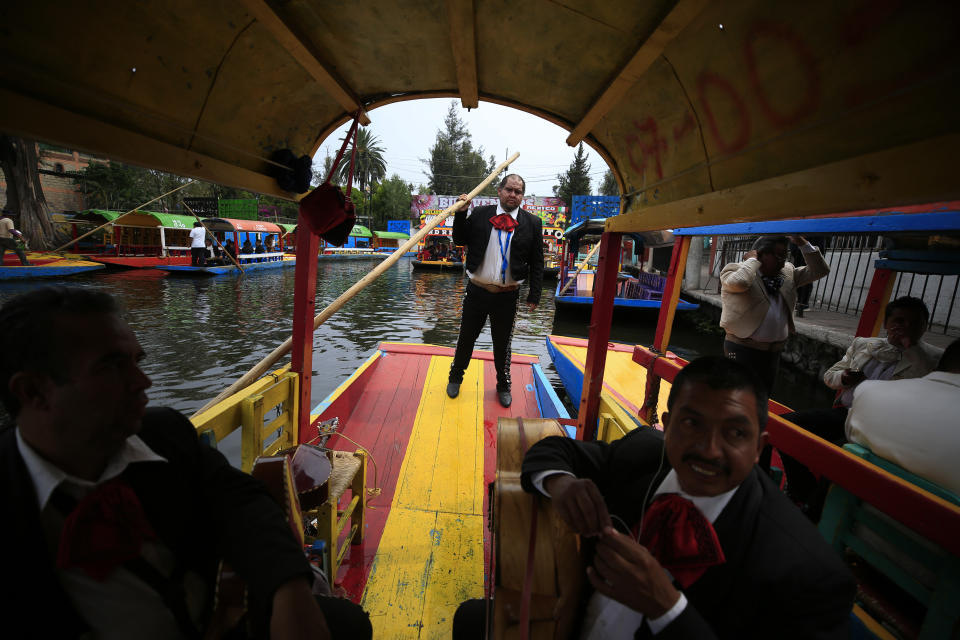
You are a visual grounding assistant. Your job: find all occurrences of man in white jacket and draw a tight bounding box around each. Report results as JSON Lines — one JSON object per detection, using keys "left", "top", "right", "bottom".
{"left": 781, "top": 296, "right": 941, "bottom": 517}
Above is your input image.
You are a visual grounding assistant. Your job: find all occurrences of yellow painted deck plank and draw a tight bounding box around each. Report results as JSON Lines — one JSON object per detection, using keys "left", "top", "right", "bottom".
{"left": 362, "top": 355, "right": 486, "bottom": 638}
{"left": 556, "top": 342, "right": 672, "bottom": 413}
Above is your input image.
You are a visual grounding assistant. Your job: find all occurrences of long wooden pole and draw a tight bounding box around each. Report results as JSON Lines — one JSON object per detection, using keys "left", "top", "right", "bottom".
{"left": 191, "top": 152, "right": 520, "bottom": 417}
{"left": 557, "top": 241, "right": 601, "bottom": 296}
{"left": 181, "top": 201, "right": 245, "bottom": 274}
{"left": 51, "top": 179, "right": 197, "bottom": 253}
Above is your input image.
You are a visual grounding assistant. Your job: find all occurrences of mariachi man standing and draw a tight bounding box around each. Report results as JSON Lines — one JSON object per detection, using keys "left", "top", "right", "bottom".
{"left": 446, "top": 174, "right": 543, "bottom": 408}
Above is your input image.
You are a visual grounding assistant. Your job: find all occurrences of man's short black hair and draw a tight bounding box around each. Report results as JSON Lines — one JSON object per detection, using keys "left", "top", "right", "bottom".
{"left": 752, "top": 236, "right": 789, "bottom": 257}
{"left": 937, "top": 339, "right": 960, "bottom": 373}
{"left": 498, "top": 174, "right": 525, "bottom": 193}
{"left": 666, "top": 356, "right": 769, "bottom": 430}
{"left": 193, "top": 221, "right": 203, "bottom": 227}
{"left": 0, "top": 287, "right": 119, "bottom": 417}
{"left": 884, "top": 296, "right": 929, "bottom": 326}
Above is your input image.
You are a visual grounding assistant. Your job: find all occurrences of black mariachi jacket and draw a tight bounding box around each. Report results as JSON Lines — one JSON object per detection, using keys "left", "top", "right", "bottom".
{"left": 452, "top": 204, "right": 544, "bottom": 305}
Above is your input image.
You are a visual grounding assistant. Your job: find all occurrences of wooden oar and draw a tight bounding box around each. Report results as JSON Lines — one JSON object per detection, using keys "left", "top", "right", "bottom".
{"left": 191, "top": 152, "right": 520, "bottom": 417}
{"left": 51, "top": 180, "right": 197, "bottom": 253}
{"left": 557, "top": 242, "right": 601, "bottom": 296}
{"left": 181, "top": 201, "right": 245, "bottom": 274}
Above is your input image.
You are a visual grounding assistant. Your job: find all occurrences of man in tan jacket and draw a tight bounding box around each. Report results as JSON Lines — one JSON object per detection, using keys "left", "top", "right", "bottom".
{"left": 720, "top": 235, "right": 829, "bottom": 391}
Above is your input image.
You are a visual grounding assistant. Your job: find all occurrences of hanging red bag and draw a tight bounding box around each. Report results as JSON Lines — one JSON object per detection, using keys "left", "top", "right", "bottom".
{"left": 298, "top": 112, "right": 361, "bottom": 246}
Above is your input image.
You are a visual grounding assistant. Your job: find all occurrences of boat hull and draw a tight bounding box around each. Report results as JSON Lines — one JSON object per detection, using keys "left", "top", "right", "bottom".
{"left": 89, "top": 255, "right": 191, "bottom": 268}
{"left": 411, "top": 259, "right": 464, "bottom": 271}
{"left": 158, "top": 256, "right": 296, "bottom": 275}
{"left": 0, "top": 258, "right": 105, "bottom": 279}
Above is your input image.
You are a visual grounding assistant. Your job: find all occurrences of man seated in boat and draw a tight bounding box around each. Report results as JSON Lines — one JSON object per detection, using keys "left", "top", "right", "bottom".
{"left": 224, "top": 238, "right": 238, "bottom": 263}
{"left": 242, "top": 237, "right": 255, "bottom": 255}
{"left": 0, "top": 287, "right": 371, "bottom": 639}
{"left": 845, "top": 338, "right": 960, "bottom": 496}
{"left": 455, "top": 357, "right": 855, "bottom": 639}
{"left": 778, "top": 296, "right": 941, "bottom": 517}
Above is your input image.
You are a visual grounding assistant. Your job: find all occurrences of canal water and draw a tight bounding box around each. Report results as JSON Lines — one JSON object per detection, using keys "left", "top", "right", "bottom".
{"left": 0, "top": 258, "right": 833, "bottom": 418}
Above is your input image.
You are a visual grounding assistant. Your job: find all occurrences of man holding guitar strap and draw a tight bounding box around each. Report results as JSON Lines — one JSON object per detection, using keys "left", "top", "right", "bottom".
{"left": 455, "top": 357, "right": 854, "bottom": 638}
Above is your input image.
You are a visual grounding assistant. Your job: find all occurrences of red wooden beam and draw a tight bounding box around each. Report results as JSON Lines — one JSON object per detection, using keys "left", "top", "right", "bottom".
{"left": 630, "top": 344, "right": 960, "bottom": 555}
{"left": 291, "top": 214, "right": 320, "bottom": 443}
{"left": 855, "top": 268, "right": 895, "bottom": 338}
{"left": 577, "top": 232, "right": 622, "bottom": 440}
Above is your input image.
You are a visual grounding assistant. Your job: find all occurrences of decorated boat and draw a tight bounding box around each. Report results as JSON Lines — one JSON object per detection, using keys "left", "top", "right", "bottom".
{"left": 7, "top": 0, "right": 960, "bottom": 637}
{"left": 64, "top": 209, "right": 197, "bottom": 268}
{"left": 555, "top": 219, "right": 700, "bottom": 312}
{"left": 158, "top": 217, "right": 293, "bottom": 275}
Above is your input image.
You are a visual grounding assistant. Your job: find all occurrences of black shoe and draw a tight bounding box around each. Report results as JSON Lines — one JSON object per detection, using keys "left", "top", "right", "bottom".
{"left": 446, "top": 382, "right": 460, "bottom": 398}
{"left": 497, "top": 390, "right": 512, "bottom": 407}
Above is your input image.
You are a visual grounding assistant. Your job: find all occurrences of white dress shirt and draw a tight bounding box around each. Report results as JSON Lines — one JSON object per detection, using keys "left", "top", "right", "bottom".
{"left": 533, "top": 469, "right": 737, "bottom": 637}
{"left": 465, "top": 203, "right": 525, "bottom": 286}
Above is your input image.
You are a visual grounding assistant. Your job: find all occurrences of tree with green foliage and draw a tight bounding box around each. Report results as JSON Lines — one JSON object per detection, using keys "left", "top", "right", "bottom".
{"left": 369, "top": 175, "right": 414, "bottom": 230}
{"left": 553, "top": 143, "right": 591, "bottom": 206}
{"left": 599, "top": 169, "right": 619, "bottom": 196}
{"left": 424, "top": 102, "right": 496, "bottom": 196}
{"left": 334, "top": 128, "right": 386, "bottom": 198}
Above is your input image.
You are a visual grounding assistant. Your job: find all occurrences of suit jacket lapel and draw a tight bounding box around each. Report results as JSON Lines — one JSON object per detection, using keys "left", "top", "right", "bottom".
{"left": 685, "top": 468, "right": 763, "bottom": 603}
{"left": 1, "top": 428, "right": 90, "bottom": 636}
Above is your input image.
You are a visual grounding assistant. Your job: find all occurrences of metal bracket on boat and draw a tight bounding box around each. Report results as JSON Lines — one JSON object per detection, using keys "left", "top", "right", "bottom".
{"left": 639, "top": 347, "right": 664, "bottom": 427}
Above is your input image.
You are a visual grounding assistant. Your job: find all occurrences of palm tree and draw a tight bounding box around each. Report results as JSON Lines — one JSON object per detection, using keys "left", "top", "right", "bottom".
{"left": 335, "top": 128, "right": 387, "bottom": 217}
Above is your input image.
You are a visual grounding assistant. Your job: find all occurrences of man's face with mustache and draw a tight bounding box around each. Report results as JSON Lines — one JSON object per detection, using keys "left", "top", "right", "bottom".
{"left": 661, "top": 381, "right": 766, "bottom": 496}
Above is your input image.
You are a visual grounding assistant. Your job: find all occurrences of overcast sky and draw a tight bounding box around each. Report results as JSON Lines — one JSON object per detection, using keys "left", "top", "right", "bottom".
{"left": 312, "top": 98, "right": 610, "bottom": 197}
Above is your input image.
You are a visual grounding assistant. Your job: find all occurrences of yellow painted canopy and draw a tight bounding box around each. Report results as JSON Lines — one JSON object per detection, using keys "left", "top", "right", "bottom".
{"left": 2, "top": 0, "right": 957, "bottom": 231}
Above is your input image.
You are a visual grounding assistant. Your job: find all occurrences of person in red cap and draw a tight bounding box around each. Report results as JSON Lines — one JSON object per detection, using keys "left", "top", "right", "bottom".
{"left": 445, "top": 174, "right": 544, "bottom": 408}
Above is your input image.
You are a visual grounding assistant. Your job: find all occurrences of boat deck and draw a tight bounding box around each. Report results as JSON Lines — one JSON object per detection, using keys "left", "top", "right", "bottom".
{"left": 311, "top": 342, "right": 567, "bottom": 638}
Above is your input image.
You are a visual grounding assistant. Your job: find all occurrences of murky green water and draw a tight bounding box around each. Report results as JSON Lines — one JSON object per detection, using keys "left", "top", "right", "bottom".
{"left": 0, "top": 259, "right": 833, "bottom": 418}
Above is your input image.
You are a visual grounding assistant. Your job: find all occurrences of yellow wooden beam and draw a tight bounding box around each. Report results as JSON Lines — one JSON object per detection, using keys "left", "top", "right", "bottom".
{"left": 446, "top": 0, "right": 479, "bottom": 109}
{"left": 240, "top": 0, "right": 370, "bottom": 125}
{"left": 566, "top": 0, "right": 708, "bottom": 147}
{"left": 606, "top": 134, "right": 960, "bottom": 234}
{"left": 0, "top": 88, "right": 299, "bottom": 200}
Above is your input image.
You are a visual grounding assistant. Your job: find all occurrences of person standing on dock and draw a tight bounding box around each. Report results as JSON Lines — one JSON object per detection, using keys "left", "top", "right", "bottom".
{"left": 719, "top": 235, "right": 829, "bottom": 391}
{"left": 189, "top": 221, "right": 207, "bottom": 267}
{"left": 0, "top": 287, "right": 371, "bottom": 639}
{"left": 446, "top": 174, "right": 544, "bottom": 408}
{"left": 0, "top": 208, "right": 30, "bottom": 266}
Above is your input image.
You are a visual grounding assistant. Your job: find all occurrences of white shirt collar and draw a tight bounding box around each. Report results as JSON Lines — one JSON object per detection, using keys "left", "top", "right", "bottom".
{"left": 15, "top": 428, "right": 167, "bottom": 512}
{"left": 652, "top": 469, "right": 739, "bottom": 524}
{"left": 496, "top": 202, "right": 520, "bottom": 218}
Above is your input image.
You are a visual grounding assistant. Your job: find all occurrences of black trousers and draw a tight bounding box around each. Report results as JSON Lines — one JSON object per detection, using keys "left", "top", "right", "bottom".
{"left": 0, "top": 237, "right": 28, "bottom": 265}
{"left": 723, "top": 340, "right": 780, "bottom": 394}
{"left": 191, "top": 247, "right": 206, "bottom": 266}
{"left": 779, "top": 406, "right": 849, "bottom": 521}
{"left": 449, "top": 282, "right": 519, "bottom": 392}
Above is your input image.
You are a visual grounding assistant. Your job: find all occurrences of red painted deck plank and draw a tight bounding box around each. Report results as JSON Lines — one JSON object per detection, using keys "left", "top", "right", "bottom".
{"left": 319, "top": 351, "right": 430, "bottom": 601}
{"left": 381, "top": 341, "right": 538, "bottom": 364}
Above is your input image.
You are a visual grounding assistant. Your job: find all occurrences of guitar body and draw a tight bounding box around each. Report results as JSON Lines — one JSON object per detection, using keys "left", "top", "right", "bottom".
{"left": 492, "top": 418, "right": 584, "bottom": 639}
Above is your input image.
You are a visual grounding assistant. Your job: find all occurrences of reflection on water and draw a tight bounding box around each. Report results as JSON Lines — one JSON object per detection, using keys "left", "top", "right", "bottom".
{"left": 0, "top": 260, "right": 831, "bottom": 417}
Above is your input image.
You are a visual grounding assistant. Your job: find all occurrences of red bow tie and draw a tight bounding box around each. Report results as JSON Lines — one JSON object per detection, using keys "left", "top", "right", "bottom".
{"left": 56, "top": 478, "right": 157, "bottom": 581}
{"left": 489, "top": 214, "right": 518, "bottom": 232}
{"left": 634, "top": 493, "right": 725, "bottom": 588}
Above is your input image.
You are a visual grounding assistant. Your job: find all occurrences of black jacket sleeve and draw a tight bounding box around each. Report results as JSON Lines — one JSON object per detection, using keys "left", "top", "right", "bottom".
{"left": 525, "top": 213, "right": 544, "bottom": 306}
